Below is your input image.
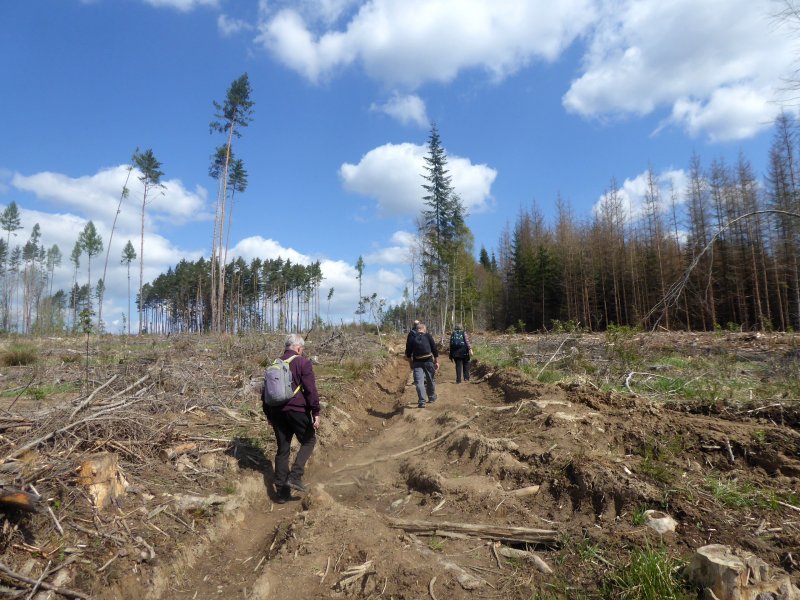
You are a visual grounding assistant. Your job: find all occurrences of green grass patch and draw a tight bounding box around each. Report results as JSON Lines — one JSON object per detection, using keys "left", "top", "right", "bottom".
{"left": 1, "top": 344, "right": 39, "bottom": 366}
{"left": 603, "top": 546, "right": 692, "bottom": 600}
{"left": 705, "top": 476, "right": 758, "bottom": 508}
{"left": 631, "top": 506, "right": 648, "bottom": 527}
{"left": 428, "top": 535, "right": 445, "bottom": 552}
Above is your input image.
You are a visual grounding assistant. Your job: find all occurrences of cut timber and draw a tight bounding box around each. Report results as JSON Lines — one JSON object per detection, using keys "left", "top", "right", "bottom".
{"left": 158, "top": 442, "right": 198, "bottom": 462}
{"left": 171, "top": 493, "right": 228, "bottom": 511}
{"left": 388, "top": 518, "right": 558, "bottom": 545}
{"left": 407, "top": 534, "right": 484, "bottom": 590}
{"left": 76, "top": 452, "right": 128, "bottom": 510}
{"left": 507, "top": 485, "right": 540, "bottom": 497}
{"left": 0, "top": 487, "right": 39, "bottom": 512}
{"left": 496, "top": 546, "right": 553, "bottom": 574}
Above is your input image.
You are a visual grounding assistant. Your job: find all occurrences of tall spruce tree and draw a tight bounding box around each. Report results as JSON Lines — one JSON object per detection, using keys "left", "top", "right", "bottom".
{"left": 419, "top": 123, "right": 473, "bottom": 335}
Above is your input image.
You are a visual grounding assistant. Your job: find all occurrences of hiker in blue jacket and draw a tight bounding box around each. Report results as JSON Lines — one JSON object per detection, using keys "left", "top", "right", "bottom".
{"left": 448, "top": 324, "right": 473, "bottom": 383}
{"left": 405, "top": 322, "right": 439, "bottom": 408}
{"left": 263, "top": 334, "right": 320, "bottom": 503}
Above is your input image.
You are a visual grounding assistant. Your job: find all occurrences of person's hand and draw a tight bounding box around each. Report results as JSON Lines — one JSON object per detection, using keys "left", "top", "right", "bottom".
{"left": 434, "top": 361, "right": 440, "bottom": 371}
{"left": 312, "top": 415, "right": 321, "bottom": 429}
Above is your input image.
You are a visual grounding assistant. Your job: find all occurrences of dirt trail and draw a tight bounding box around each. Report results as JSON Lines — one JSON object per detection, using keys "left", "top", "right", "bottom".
{"left": 151, "top": 355, "right": 536, "bottom": 599}
{"left": 109, "top": 349, "right": 799, "bottom": 599}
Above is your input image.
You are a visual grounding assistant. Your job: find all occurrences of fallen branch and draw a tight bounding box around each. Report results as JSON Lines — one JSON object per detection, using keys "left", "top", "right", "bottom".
{"left": 3, "top": 394, "right": 150, "bottom": 463}
{"left": 496, "top": 546, "right": 553, "bottom": 574}
{"left": 407, "top": 534, "right": 484, "bottom": 590}
{"left": 388, "top": 518, "right": 558, "bottom": 545}
{"left": 777, "top": 500, "right": 800, "bottom": 513}
{"left": 68, "top": 374, "right": 119, "bottom": 421}
{"left": 536, "top": 336, "right": 572, "bottom": 379}
{"left": 0, "top": 561, "right": 88, "bottom": 599}
{"left": 333, "top": 414, "right": 479, "bottom": 473}
{"left": 428, "top": 576, "right": 438, "bottom": 600}
{"left": 334, "top": 560, "right": 375, "bottom": 590}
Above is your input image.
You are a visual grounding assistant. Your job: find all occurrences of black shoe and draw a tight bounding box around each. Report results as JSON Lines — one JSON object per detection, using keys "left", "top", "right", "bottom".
{"left": 287, "top": 479, "right": 308, "bottom": 493}
{"left": 275, "top": 485, "right": 294, "bottom": 504}
{"left": 418, "top": 403, "right": 425, "bottom": 408}
{"left": 428, "top": 397, "right": 437, "bottom": 403}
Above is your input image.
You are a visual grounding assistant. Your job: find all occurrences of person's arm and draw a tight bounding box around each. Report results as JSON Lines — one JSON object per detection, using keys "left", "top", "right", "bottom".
{"left": 299, "top": 358, "right": 321, "bottom": 420}
{"left": 429, "top": 333, "right": 440, "bottom": 370}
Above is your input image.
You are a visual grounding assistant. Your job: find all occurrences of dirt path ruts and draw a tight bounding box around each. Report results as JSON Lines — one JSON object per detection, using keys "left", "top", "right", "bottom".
{"left": 161, "top": 355, "right": 500, "bottom": 599}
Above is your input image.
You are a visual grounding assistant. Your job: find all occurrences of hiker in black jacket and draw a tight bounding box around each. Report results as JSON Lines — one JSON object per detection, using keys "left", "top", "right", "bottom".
{"left": 405, "top": 322, "right": 438, "bottom": 408}
{"left": 448, "top": 324, "right": 473, "bottom": 383}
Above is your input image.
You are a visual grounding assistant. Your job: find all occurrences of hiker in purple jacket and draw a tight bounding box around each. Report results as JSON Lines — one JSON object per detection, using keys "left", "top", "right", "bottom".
{"left": 263, "top": 334, "right": 320, "bottom": 503}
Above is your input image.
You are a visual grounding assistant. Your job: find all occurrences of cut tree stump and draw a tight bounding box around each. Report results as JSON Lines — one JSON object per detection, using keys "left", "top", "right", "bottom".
{"left": 685, "top": 544, "right": 800, "bottom": 600}
{"left": 0, "top": 487, "right": 39, "bottom": 512}
{"left": 387, "top": 518, "right": 558, "bottom": 545}
{"left": 76, "top": 452, "right": 128, "bottom": 510}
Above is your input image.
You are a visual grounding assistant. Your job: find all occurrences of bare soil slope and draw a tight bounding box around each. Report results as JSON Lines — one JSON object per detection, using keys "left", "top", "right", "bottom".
{"left": 1, "top": 333, "right": 798, "bottom": 599}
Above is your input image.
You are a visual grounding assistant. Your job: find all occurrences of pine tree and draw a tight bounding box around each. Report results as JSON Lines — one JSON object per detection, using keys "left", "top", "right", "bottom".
{"left": 209, "top": 73, "right": 254, "bottom": 332}
{"left": 121, "top": 240, "right": 137, "bottom": 336}
{"left": 132, "top": 148, "right": 164, "bottom": 334}
{"left": 78, "top": 221, "right": 103, "bottom": 325}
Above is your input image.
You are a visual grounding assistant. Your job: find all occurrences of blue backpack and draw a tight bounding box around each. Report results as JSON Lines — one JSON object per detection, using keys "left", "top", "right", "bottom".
{"left": 450, "top": 330, "right": 467, "bottom": 358}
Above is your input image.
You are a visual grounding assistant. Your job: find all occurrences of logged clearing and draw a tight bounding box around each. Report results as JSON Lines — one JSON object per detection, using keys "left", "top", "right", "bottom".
{"left": 0, "top": 331, "right": 798, "bottom": 599}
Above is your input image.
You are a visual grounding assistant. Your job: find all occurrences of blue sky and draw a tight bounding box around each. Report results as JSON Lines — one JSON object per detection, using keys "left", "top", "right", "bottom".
{"left": 1, "top": 0, "right": 797, "bottom": 330}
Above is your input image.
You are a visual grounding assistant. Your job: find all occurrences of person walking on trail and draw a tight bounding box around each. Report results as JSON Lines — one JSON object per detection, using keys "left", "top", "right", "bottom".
{"left": 448, "top": 324, "right": 473, "bottom": 383}
{"left": 405, "top": 322, "right": 439, "bottom": 408}
{"left": 262, "top": 334, "right": 321, "bottom": 503}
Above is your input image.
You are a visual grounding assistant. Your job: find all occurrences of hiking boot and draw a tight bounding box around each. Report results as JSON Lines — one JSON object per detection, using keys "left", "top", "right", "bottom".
{"left": 417, "top": 402, "right": 425, "bottom": 408}
{"left": 287, "top": 478, "right": 308, "bottom": 493}
{"left": 275, "top": 485, "right": 294, "bottom": 504}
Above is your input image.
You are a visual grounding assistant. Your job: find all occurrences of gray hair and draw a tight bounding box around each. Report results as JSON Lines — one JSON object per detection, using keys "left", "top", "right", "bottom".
{"left": 285, "top": 333, "right": 305, "bottom": 349}
{"left": 455, "top": 323, "right": 463, "bottom": 330}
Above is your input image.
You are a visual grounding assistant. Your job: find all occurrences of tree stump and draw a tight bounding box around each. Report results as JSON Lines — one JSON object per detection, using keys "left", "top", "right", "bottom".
{"left": 685, "top": 544, "right": 800, "bottom": 600}
{"left": 76, "top": 452, "right": 128, "bottom": 510}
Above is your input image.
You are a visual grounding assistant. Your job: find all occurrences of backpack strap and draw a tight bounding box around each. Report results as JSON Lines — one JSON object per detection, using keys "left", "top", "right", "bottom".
{"left": 282, "top": 354, "right": 302, "bottom": 395}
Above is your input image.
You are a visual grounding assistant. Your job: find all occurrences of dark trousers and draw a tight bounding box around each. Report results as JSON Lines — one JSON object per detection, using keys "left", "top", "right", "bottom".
{"left": 454, "top": 358, "right": 470, "bottom": 383}
{"left": 269, "top": 410, "right": 316, "bottom": 488}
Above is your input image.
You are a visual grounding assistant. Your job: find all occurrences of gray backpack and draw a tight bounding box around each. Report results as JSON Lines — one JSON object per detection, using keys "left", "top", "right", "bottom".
{"left": 263, "top": 355, "right": 301, "bottom": 407}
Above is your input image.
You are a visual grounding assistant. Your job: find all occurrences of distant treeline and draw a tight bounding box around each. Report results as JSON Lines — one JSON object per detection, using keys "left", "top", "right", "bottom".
{"left": 384, "top": 113, "right": 800, "bottom": 333}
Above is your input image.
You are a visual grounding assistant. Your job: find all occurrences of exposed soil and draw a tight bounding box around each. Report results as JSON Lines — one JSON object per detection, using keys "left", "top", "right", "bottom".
{"left": 1, "top": 332, "right": 799, "bottom": 598}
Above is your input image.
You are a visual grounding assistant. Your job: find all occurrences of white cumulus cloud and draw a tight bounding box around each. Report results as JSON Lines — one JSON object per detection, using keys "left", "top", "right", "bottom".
{"left": 144, "top": 0, "right": 219, "bottom": 12}
{"left": 594, "top": 168, "right": 687, "bottom": 223}
{"left": 142, "top": 0, "right": 218, "bottom": 11}
{"left": 563, "top": 0, "right": 800, "bottom": 141}
{"left": 11, "top": 165, "right": 210, "bottom": 230}
{"left": 365, "top": 230, "right": 418, "bottom": 265}
{"left": 218, "top": 14, "right": 254, "bottom": 36}
{"left": 370, "top": 93, "right": 428, "bottom": 127}
{"left": 339, "top": 142, "right": 496, "bottom": 216}
{"left": 256, "top": 0, "right": 596, "bottom": 86}
{"left": 231, "top": 235, "right": 409, "bottom": 319}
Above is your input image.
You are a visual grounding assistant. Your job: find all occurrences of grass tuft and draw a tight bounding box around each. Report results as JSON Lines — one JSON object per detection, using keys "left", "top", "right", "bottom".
{"left": 604, "top": 546, "right": 692, "bottom": 600}
{"left": 1, "top": 344, "right": 38, "bottom": 366}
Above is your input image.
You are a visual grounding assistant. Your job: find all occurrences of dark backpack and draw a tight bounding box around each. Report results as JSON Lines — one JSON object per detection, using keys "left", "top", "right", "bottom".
{"left": 450, "top": 330, "right": 467, "bottom": 358}
{"left": 411, "top": 331, "right": 433, "bottom": 359}
{"left": 262, "top": 355, "right": 301, "bottom": 408}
